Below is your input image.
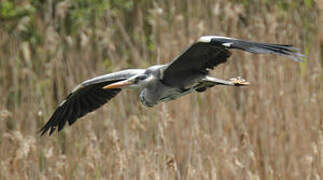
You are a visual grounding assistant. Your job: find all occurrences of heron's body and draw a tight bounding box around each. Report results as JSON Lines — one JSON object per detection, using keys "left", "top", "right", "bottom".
{"left": 134, "top": 65, "right": 195, "bottom": 107}
{"left": 40, "top": 35, "right": 304, "bottom": 136}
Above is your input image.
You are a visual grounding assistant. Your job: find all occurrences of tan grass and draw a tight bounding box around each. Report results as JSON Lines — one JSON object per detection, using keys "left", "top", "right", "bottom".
{"left": 0, "top": 0, "right": 322, "bottom": 179}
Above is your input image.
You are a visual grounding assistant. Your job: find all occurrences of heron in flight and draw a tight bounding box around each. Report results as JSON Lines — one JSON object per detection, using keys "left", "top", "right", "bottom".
{"left": 40, "top": 35, "right": 304, "bottom": 135}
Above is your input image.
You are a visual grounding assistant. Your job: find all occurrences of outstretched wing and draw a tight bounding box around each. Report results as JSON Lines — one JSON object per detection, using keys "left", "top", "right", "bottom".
{"left": 40, "top": 69, "right": 145, "bottom": 136}
{"left": 161, "top": 35, "right": 304, "bottom": 87}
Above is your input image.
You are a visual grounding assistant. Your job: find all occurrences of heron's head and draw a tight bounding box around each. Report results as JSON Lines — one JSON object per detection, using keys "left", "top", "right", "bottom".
{"left": 102, "top": 73, "right": 154, "bottom": 90}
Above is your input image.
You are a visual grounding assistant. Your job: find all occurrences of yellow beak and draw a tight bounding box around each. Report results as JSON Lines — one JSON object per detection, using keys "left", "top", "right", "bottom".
{"left": 103, "top": 80, "right": 134, "bottom": 89}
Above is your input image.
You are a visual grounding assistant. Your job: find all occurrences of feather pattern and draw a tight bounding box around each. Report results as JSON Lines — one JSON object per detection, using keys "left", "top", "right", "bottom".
{"left": 40, "top": 80, "right": 122, "bottom": 136}
{"left": 162, "top": 36, "right": 304, "bottom": 87}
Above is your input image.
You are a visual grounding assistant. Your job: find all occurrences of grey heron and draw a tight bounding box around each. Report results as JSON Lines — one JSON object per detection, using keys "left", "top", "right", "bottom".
{"left": 40, "top": 35, "right": 304, "bottom": 136}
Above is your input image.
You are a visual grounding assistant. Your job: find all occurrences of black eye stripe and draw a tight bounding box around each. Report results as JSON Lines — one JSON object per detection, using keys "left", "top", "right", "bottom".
{"left": 136, "top": 75, "right": 147, "bottom": 81}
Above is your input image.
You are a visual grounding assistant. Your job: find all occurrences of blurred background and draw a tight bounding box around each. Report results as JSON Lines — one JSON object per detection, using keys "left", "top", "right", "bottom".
{"left": 0, "top": 0, "right": 322, "bottom": 179}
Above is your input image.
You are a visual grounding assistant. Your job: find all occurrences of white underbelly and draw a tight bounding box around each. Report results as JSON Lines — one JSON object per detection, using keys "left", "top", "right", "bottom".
{"left": 159, "top": 88, "right": 194, "bottom": 102}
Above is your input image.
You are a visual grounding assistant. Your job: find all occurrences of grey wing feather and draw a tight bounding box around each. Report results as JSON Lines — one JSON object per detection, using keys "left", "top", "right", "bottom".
{"left": 162, "top": 35, "right": 304, "bottom": 87}
{"left": 40, "top": 69, "right": 144, "bottom": 136}
{"left": 80, "top": 69, "right": 145, "bottom": 87}
{"left": 162, "top": 42, "right": 231, "bottom": 87}
{"left": 204, "top": 36, "right": 304, "bottom": 62}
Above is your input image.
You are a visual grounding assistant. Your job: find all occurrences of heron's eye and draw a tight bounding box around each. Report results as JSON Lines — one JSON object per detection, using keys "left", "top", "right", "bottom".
{"left": 135, "top": 75, "right": 147, "bottom": 81}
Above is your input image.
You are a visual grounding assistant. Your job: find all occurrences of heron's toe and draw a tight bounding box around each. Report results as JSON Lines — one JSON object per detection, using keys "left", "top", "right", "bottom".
{"left": 230, "top": 76, "right": 250, "bottom": 86}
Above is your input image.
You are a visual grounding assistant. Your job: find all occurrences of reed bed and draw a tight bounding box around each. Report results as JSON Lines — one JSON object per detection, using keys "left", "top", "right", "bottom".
{"left": 0, "top": 0, "right": 322, "bottom": 179}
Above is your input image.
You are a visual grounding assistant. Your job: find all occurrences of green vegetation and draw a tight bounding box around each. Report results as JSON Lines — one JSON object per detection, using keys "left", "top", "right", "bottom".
{"left": 0, "top": 0, "right": 322, "bottom": 179}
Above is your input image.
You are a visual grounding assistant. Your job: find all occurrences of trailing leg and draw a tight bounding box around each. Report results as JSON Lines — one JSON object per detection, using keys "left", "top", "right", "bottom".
{"left": 194, "top": 76, "right": 249, "bottom": 92}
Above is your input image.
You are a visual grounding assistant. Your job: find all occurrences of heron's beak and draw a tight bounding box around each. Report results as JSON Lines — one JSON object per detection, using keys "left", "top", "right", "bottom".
{"left": 103, "top": 79, "right": 134, "bottom": 89}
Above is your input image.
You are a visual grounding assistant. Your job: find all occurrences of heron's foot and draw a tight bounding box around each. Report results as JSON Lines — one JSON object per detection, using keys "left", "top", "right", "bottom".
{"left": 230, "top": 76, "right": 250, "bottom": 86}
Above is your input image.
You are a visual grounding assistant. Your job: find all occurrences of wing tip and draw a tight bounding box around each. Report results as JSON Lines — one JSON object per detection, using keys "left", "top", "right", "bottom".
{"left": 39, "top": 103, "right": 67, "bottom": 137}
{"left": 39, "top": 124, "right": 63, "bottom": 136}
{"left": 281, "top": 48, "right": 306, "bottom": 62}
{"left": 39, "top": 121, "right": 57, "bottom": 136}
{"left": 39, "top": 125, "right": 52, "bottom": 136}
{"left": 290, "top": 55, "right": 305, "bottom": 63}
